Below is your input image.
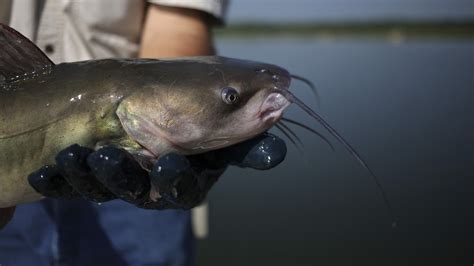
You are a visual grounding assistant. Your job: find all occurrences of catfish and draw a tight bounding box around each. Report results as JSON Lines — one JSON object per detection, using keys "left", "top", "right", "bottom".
{"left": 0, "top": 23, "right": 396, "bottom": 227}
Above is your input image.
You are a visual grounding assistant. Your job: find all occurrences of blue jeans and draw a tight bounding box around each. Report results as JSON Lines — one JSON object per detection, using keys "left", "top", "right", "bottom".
{"left": 0, "top": 199, "right": 194, "bottom": 266}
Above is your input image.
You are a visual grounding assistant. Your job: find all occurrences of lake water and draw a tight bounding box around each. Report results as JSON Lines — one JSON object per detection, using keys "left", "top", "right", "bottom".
{"left": 227, "top": 0, "right": 474, "bottom": 23}
{"left": 197, "top": 36, "right": 474, "bottom": 266}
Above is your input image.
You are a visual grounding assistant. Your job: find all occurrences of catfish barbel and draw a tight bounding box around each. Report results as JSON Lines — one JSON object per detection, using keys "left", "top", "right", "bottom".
{"left": 0, "top": 24, "right": 396, "bottom": 226}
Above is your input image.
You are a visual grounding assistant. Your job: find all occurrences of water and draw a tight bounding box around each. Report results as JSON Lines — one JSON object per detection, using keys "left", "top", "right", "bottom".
{"left": 197, "top": 36, "right": 474, "bottom": 266}
{"left": 227, "top": 0, "right": 474, "bottom": 23}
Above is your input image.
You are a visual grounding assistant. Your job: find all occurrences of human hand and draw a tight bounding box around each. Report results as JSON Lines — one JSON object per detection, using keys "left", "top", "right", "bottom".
{"left": 25, "top": 133, "right": 286, "bottom": 210}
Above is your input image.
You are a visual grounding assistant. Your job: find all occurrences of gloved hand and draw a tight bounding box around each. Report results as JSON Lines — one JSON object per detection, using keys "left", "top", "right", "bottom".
{"left": 26, "top": 133, "right": 287, "bottom": 210}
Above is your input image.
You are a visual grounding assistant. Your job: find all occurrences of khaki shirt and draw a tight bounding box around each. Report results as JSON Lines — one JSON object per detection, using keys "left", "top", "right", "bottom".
{"left": 2, "top": 0, "right": 227, "bottom": 63}
{"left": 1, "top": 0, "right": 227, "bottom": 238}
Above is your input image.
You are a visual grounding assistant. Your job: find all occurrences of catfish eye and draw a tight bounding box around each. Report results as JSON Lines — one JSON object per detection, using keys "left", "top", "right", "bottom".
{"left": 221, "top": 87, "right": 239, "bottom": 104}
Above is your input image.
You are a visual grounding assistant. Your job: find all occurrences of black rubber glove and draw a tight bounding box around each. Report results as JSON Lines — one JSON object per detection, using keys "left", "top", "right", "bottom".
{"left": 27, "top": 133, "right": 286, "bottom": 210}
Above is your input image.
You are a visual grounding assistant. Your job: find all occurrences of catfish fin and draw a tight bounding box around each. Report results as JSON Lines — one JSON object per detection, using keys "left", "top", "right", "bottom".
{"left": 0, "top": 23, "right": 54, "bottom": 83}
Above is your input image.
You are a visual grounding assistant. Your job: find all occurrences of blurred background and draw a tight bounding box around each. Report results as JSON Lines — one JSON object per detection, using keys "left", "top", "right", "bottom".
{"left": 198, "top": 1, "right": 474, "bottom": 265}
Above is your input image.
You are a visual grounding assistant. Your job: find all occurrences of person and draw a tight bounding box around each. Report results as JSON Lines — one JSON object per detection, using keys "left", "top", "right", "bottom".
{"left": 0, "top": 1, "right": 287, "bottom": 265}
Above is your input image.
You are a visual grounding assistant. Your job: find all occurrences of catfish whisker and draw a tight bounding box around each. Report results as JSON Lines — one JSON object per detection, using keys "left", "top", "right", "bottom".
{"left": 278, "top": 120, "right": 304, "bottom": 148}
{"left": 290, "top": 74, "right": 320, "bottom": 106}
{"left": 280, "top": 89, "right": 397, "bottom": 227}
{"left": 275, "top": 123, "right": 303, "bottom": 153}
{"left": 281, "top": 117, "right": 335, "bottom": 151}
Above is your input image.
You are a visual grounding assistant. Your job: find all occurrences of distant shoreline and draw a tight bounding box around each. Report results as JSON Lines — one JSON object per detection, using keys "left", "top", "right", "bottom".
{"left": 215, "top": 21, "right": 474, "bottom": 38}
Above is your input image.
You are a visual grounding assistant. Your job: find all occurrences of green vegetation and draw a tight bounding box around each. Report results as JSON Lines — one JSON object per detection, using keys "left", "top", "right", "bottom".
{"left": 215, "top": 21, "right": 474, "bottom": 39}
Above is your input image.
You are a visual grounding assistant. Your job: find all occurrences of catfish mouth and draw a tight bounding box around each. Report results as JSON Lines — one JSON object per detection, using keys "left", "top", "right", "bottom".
{"left": 258, "top": 92, "right": 291, "bottom": 125}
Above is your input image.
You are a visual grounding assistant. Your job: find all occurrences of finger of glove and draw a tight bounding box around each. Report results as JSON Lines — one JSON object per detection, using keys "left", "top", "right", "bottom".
{"left": 176, "top": 167, "right": 224, "bottom": 208}
{"left": 87, "top": 147, "right": 150, "bottom": 205}
{"left": 150, "top": 153, "right": 207, "bottom": 210}
{"left": 27, "top": 165, "right": 79, "bottom": 199}
{"left": 148, "top": 153, "right": 226, "bottom": 210}
{"left": 55, "top": 144, "right": 116, "bottom": 202}
{"left": 210, "top": 132, "right": 287, "bottom": 170}
{"left": 150, "top": 153, "right": 191, "bottom": 197}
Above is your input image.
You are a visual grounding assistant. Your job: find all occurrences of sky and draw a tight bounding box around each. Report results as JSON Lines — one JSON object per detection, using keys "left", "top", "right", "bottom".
{"left": 226, "top": 0, "right": 474, "bottom": 23}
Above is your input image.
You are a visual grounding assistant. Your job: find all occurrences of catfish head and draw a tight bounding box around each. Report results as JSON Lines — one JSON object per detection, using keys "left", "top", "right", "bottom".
{"left": 116, "top": 56, "right": 292, "bottom": 157}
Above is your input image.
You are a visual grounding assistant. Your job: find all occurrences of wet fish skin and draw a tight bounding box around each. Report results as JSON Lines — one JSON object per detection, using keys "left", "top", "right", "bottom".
{"left": 0, "top": 57, "right": 292, "bottom": 207}
{"left": 1, "top": 60, "right": 127, "bottom": 206}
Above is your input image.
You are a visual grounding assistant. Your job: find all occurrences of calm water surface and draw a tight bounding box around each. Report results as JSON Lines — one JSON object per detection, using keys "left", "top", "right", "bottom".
{"left": 198, "top": 36, "right": 474, "bottom": 266}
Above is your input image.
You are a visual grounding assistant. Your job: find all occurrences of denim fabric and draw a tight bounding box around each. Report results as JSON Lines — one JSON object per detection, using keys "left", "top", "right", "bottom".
{"left": 0, "top": 199, "right": 194, "bottom": 266}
